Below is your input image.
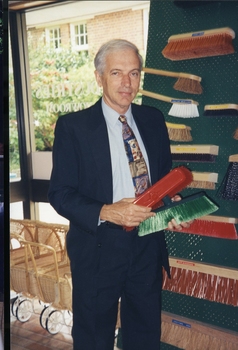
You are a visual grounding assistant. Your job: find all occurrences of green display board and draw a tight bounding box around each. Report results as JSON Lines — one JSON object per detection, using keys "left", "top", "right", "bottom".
{"left": 143, "top": 0, "right": 238, "bottom": 332}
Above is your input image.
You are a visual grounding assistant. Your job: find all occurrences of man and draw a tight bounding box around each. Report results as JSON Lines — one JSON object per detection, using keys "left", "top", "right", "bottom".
{"left": 48, "top": 39, "right": 187, "bottom": 350}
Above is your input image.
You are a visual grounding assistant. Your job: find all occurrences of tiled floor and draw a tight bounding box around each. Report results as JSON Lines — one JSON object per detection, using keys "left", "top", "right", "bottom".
{"left": 10, "top": 297, "right": 121, "bottom": 350}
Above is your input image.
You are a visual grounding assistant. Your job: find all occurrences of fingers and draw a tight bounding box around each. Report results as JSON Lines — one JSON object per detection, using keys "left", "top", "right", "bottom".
{"left": 167, "top": 218, "right": 194, "bottom": 231}
{"left": 100, "top": 199, "right": 155, "bottom": 227}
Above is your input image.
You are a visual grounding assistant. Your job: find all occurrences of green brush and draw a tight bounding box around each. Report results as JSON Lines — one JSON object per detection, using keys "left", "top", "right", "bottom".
{"left": 138, "top": 191, "right": 219, "bottom": 237}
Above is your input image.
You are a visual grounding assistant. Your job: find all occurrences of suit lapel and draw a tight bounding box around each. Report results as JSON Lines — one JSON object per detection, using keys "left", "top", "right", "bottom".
{"left": 87, "top": 100, "right": 113, "bottom": 204}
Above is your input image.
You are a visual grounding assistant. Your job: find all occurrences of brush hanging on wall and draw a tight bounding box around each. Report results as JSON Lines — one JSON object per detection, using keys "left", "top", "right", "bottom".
{"left": 166, "top": 122, "right": 192, "bottom": 142}
{"left": 162, "top": 27, "right": 235, "bottom": 61}
{"left": 204, "top": 104, "right": 238, "bottom": 117}
{"left": 216, "top": 154, "right": 238, "bottom": 201}
{"left": 142, "top": 67, "right": 203, "bottom": 94}
{"left": 139, "top": 89, "right": 199, "bottom": 118}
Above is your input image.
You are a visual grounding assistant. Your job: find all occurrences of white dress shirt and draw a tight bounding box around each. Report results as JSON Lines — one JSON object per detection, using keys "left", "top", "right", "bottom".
{"left": 102, "top": 98, "right": 150, "bottom": 203}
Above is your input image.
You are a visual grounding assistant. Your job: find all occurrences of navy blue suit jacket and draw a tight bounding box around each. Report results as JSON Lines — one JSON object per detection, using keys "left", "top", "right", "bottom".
{"left": 48, "top": 98, "right": 172, "bottom": 271}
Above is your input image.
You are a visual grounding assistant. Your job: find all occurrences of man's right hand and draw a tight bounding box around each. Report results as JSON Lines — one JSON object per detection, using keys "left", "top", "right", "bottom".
{"left": 100, "top": 198, "right": 155, "bottom": 228}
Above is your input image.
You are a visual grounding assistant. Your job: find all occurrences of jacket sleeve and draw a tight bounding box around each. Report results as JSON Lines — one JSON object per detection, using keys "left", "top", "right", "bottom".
{"left": 48, "top": 116, "right": 103, "bottom": 235}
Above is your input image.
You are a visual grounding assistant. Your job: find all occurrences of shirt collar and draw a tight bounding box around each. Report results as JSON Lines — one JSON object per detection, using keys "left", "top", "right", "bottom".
{"left": 101, "top": 98, "right": 132, "bottom": 127}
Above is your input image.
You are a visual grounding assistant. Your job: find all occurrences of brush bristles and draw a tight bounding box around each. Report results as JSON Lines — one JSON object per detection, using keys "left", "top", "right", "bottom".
{"left": 187, "top": 180, "right": 216, "bottom": 189}
{"left": 216, "top": 162, "right": 238, "bottom": 200}
{"left": 204, "top": 109, "right": 238, "bottom": 117}
{"left": 233, "top": 127, "right": 238, "bottom": 140}
{"left": 162, "top": 33, "right": 235, "bottom": 60}
{"left": 138, "top": 194, "right": 218, "bottom": 236}
{"left": 169, "top": 103, "right": 199, "bottom": 118}
{"left": 172, "top": 153, "right": 217, "bottom": 162}
{"left": 163, "top": 267, "right": 237, "bottom": 306}
{"left": 173, "top": 77, "right": 203, "bottom": 94}
{"left": 167, "top": 127, "right": 192, "bottom": 142}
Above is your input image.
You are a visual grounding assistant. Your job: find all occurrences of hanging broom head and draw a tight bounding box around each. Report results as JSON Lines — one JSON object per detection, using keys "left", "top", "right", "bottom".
{"left": 138, "top": 191, "right": 219, "bottom": 236}
{"left": 162, "top": 27, "right": 235, "bottom": 61}
{"left": 169, "top": 99, "right": 199, "bottom": 118}
{"left": 166, "top": 122, "right": 192, "bottom": 142}
{"left": 173, "top": 75, "right": 203, "bottom": 95}
{"left": 204, "top": 104, "right": 238, "bottom": 117}
{"left": 171, "top": 144, "right": 219, "bottom": 163}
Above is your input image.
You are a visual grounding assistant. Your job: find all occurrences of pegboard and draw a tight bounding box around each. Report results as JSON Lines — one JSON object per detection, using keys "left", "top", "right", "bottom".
{"left": 143, "top": 0, "right": 238, "bottom": 332}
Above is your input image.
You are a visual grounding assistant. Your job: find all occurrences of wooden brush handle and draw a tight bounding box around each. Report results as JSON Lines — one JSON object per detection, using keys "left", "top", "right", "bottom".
{"left": 143, "top": 67, "right": 202, "bottom": 82}
{"left": 204, "top": 104, "right": 238, "bottom": 111}
{"left": 168, "top": 27, "right": 235, "bottom": 41}
{"left": 229, "top": 154, "right": 238, "bottom": 162}
{"left": 139, "top": 89, "right": 198, "bottom": 105}
{"left": 169, "top": 257, "right": 238, "bottom": 279}
{"left": 166, "top": 122, "right": 191, "bottom": 130}
{"left": 199, "top": 215, "right": 238, "bottom": 224}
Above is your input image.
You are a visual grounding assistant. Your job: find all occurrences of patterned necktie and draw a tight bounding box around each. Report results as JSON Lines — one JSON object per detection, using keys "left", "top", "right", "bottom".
{"left": 119, "top": 115, "right": 150, "bottom": 197}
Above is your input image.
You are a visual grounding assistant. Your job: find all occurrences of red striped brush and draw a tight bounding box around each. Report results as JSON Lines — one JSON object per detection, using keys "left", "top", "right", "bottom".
{"left": 163, "top": 257, "right": 238, "bottom": 307}
{"left": 162, "top": 27, "right": 235, "bottom": 61}
{"left": 168, "top": 215, "right": 238, "bottom": 240}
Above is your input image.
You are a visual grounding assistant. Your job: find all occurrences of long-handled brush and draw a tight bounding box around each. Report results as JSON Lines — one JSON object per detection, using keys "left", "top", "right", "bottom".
{"left": 124, "top": 166, "right": 194, "bottom": 231}
{"left": 162, "top": 27, "right": 235, "bottom": 61}
{"left": 171, "top": 144, "right": 219, "bottom": 163}
{"left": 188, "top": 171, "right": 218, "bottom": 189}
{"left": 142, "top": 67, "right": 203, "bottom": 94}
{"left": 139, "top": 89, "right": 199, "bottom": 118}
{"left": 204, "top": 104, "right": 238, "bottom": 117}
{"left": 138, "top": 191, "right": 218, "bottom": 236}
{"left": 161, "top": 311, "right": 238, "bottom": 350}
{"left": 163, "top": 257, "right": 238, "bottom": 306}
{"left": 168, "top": 215, "right": 238, "bottom": 239}
{"left": 216, "top": 154, "right": 238, "bottom": 201}
{"left": 166, "top": 122, "right": 192, "bottom": 142}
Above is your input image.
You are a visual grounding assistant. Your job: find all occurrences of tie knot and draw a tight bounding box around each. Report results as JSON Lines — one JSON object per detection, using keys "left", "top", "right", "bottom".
{"left": 119, "top": 115, "right": 127, "bottom": 124}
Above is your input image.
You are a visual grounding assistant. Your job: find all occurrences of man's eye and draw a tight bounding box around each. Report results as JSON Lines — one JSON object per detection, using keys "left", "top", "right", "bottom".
{"left": 131, "top": 72, "right": 139, "bottom": 77}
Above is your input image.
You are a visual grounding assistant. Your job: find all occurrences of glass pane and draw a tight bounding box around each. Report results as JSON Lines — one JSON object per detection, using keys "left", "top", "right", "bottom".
{"left": 10, "top": 202, "right": 24, "bottom": 219}
{"left": 38, "top": 202, "right": 69, "bottom": 225}
{"left": 25, "top": 1, "right": 149, "bottom": 156}
{"left": 9, "top": 33, "right": 21, "bottom": 181}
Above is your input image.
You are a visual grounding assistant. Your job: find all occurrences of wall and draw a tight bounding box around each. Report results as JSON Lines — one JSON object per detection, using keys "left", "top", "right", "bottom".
{"left": 143, "top": 0, "right": 238, "bottom": 332}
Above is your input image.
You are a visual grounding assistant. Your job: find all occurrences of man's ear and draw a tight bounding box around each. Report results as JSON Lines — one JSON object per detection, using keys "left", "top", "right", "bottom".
{"left": 94, "top": 70, "right": 102, "bottom": 87}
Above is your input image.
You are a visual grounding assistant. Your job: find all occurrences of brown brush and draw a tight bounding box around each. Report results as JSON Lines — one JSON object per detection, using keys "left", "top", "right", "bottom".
{"left": 142, "top": 67, "right": 203, "bottom": 94}
{"left": 171, "top": 144, "right": 219, "bottom": 162}
{"left": 163, "top": 257, "right": 238, "bottom": 306}
{"left": 233, "top": 127, "right": 238, "bottom": 140}
{"left": 162, "top": 27, "right": 235, "bottom": 61}
{"left": 169, "top": 215, "right": 238, "bottom": 240}
{"left": 161, "top": 311, "right": 238, "bottom": 350}
{"left": 166, "top": 122, "right": 192, "bottom": 142}
{"left": 187, "top": 171, "right": 218, "bottom": 189}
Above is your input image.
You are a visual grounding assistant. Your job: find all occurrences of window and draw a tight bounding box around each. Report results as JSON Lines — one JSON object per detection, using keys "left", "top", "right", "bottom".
{"left": 71, "top": 23, "right": 88, "bottom": 51}
{"left": 46, "top": 27, "right": 61, "bottom": 49}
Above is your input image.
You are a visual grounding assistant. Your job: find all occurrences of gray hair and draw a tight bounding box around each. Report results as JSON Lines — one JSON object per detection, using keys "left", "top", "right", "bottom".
{"left": 94, "top": 39, "right": 143, "bottom": 75}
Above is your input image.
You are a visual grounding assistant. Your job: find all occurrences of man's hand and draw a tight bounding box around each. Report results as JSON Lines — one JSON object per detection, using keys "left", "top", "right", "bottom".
{"left": 100, "top": 198, "right": 155, "bottom": 227}
{"left": 167, "top": 194, "right": 193, "bottom": 231}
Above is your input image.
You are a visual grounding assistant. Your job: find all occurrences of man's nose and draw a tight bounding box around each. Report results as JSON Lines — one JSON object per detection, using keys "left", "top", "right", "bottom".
{"left": 121, "top": 74, "right": 131, "bottom": 86}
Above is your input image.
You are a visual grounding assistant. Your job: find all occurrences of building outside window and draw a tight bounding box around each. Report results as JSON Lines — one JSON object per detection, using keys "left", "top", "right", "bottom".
{"left": 46, "top": 27, "right": 61, "bottom": 49}
{"left": 72, "top": 23, "right": 88, "bottom": 51}
{"left": 10, "top": 0, "right": 150, "bottom": 223}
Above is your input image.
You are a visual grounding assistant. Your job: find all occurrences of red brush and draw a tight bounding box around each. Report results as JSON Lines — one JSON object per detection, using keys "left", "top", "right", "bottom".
{"left": 124, "top": 166, "right": 193, "bottom": 231}
{"left": 169, "top": 215, "right": 238, "bottom": 239}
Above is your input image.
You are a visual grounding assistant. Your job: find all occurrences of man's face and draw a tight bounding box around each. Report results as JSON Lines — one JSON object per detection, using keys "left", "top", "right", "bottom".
{"left": 95, "top": 48, "right": 141, "bottom": 114}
